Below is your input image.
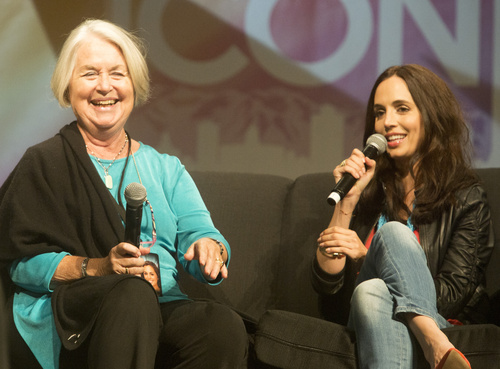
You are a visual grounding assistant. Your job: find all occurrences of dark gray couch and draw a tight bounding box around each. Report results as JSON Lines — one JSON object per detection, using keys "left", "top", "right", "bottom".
{"left": 182, "top": 169, "right": 500, "bottom": 368}
{"left": 1, "top": 169, "right": 499, "bottom": 368}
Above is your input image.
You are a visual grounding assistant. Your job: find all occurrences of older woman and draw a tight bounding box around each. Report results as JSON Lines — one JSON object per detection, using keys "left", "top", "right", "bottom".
{"left": 0, "top": 19, "right": 247, "bottom": 369}
{"left": 313, "top": 65, "right": 493, "bottom": 369}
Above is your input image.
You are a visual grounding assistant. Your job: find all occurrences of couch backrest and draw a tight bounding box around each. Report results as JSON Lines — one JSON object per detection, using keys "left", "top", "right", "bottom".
{"left": 185, "top": 169, "right": 500, "bottom": 322}
{"left": 274, "top": 173, "right": 334, "bottom": 318}
{"left": 184, "top": 171, "right": 293, "bottom": 320}
{"left": 476, "top": 168, "right": 500, "bottom": 297}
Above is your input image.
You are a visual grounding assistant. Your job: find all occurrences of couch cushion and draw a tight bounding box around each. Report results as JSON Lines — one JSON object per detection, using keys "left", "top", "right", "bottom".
{"left": 441, "top": 324, "right": 500, "bottom": 368}
{"left": 182, "top": 171, "right": 292, "bottom": 321}
{"left": 254, "top": 310, "right": 356, "bottom": 369}
{"left": 254, "top": 311, "right": 500, "bottom": 369}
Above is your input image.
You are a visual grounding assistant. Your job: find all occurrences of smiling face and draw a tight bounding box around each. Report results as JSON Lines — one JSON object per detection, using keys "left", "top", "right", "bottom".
{"left": 143, "top": 265, "right": 158, "bottom": 286}
{"left": 68, "top": 35, "right": 134, "bottom": 137}
{"left": 373, "top": 76, "right": 424, "bottom": 168}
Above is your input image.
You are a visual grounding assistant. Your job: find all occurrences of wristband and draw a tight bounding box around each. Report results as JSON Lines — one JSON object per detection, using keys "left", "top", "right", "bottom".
{"left": 81, "top": 257, "right": 90, "bottom": 278}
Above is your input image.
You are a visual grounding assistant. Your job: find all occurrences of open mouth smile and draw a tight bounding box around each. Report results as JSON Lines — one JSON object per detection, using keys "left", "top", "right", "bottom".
{"left": 386, "top": 134, "right": 406, "bottom": 146}
{"left": 91, "top": 99, "right": 118, "bottom": 107}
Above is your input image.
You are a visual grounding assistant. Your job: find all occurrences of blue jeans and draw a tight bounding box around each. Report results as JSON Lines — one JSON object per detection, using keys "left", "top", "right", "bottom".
{"left": 348, "top": 222, "right": 450, "bottom": 369}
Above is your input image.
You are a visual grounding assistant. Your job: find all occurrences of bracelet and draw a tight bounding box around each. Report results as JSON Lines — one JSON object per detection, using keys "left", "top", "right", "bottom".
{"left": 81, "top": 257, "right": 90, "bottom": 278}
{"left": 212, "top": 239, "right": 224, "bottom": 256}
{"left": 338, "top": 208, "right": 352, "bottom": 216}
{"left": 211, "top": 239, "right": 225, "bottom": 268}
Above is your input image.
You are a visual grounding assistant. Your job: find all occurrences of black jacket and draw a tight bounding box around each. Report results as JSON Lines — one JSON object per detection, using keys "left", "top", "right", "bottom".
{"left": 312, "top": 184, "right": 493, "bottom": 325}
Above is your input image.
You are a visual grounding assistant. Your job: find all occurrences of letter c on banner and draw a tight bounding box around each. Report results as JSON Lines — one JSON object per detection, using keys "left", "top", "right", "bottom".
{"left": 138, "top": 0, "right": 249, "bottom": 85}
{"left": 246, "top": 0, "right": 373, "bottom": 86}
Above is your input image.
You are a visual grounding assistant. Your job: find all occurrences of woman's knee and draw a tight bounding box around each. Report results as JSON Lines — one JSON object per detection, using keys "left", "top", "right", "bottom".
{"left": 376, "top": 221, "right": 415, "bottom": 243}
{"left": 197, "top": 302, "right": 247, "bottom": 350}
{"left": 158, "top": 300, "right": 248, "bottom": 368}
{"left": 99, "top": 277, "right": 159, "bottom": 320}
{"left": 352, "top": 279, "right": 388, "bottom": 305}
{"left": 351, "top": 279, "right": 392, "bottom": 324}
{"left": 199, "top": 303, "right": 248, "bottom": 367}
{"left": 371, "top": 221, "right": 422, "bottom": 256}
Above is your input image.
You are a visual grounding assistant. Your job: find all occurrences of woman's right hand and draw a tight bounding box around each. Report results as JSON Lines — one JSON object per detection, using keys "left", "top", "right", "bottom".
{"left": 316, "top": 148, "right": 376, "bottom": 274}
{"left": 333, "top": 148, "right": 377, "bottom": 203}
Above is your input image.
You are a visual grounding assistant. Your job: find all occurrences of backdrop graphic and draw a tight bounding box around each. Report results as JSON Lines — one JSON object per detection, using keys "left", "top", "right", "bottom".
{"left": 1, "top": 0, "right": 499, "bottom": 184}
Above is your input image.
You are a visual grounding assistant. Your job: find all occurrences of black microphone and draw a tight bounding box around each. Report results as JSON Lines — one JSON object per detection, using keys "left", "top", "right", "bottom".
{"left": 124, "top": 182, "right": 147, "bottom": 246}
{"left": 327, "top": 134, "right": 387, "bottom": 206}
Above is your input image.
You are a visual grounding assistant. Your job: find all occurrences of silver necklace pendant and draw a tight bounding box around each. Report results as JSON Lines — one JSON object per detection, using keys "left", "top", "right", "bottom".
{"left": 104, "top": 171, "right": 113, "bottom": 189}
{"left": 105, "top": 174, "right": 113, "bottom": 189}
{"left": 86, "top": 134, "right": 128, "bottom": 191}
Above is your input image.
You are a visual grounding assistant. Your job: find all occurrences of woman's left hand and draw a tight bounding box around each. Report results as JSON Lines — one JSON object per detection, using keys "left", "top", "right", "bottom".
{"left": 184, "top": 238, "right": 228, "bottom": 281}
{"left": 317, "top": 226, "right": 367, "bottom": 262}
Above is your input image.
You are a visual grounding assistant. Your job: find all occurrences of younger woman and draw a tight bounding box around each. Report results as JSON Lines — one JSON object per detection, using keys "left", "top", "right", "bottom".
{"left": 313, "top": 64, "right": 493, "bottom": 369}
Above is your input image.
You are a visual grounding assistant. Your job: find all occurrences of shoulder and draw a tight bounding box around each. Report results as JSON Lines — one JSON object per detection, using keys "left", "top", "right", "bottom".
{"left": 10, "top": 134, "right": 65, "bottom": 177}
{"left": 455, "top": 183, "right": 488, "bottom": 209}
{"left": 134, "top": 143, "right": 188, "bottom": 183}
{"left": 446, "top": 184, "right": 491, "bottom": 235}
{"left": 0, "top": 134, "right": 66, "bottom": 201}
{"left": 136, "top": 143, "right": 182, "bottom": 166}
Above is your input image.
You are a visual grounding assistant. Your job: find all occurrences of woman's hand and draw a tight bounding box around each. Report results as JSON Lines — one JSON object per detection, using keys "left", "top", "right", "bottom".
{"left": 94, "top": 243, "right": 150, "bottom": 276}
{"left": 333, "top": 148, "right": 377, "bottom": 203}
{"left": 323, "top": 148, "right": 378, "bottom": 233}
{"left": 184, "top": 238, "right": 228, "bottom": 281}
{"left": 317, "top": 226, "right": 367, "bottom": 262}
{"left": 52, "top": 243, "right": 150, "bottom": 283}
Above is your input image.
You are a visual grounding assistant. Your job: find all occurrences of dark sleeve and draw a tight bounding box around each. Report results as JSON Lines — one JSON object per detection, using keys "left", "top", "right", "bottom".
{"left": 434, "top": 185, "right": 493, "bottom": 319}
{"left": 311, "top": 255, "right": 361, "bottom": 325}
{"left": 311, "top": 256, "right": 345, "bottom": 295}
{"left": 311, "top": 210, "right": 373, "bottom": 325}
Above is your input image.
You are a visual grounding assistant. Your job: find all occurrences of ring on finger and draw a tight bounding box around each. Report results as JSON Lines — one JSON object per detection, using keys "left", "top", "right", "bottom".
{"left": 318, "top": 246, "right": 343, "bottom": 259}
{"left": 125, "top": 267, "right": 129, "bottom": 274}
{"left": 339, "top": 159, "right": 347, "bottom": 167}
{"left": 215, "top": 257, "right": 224, "bottom": 268}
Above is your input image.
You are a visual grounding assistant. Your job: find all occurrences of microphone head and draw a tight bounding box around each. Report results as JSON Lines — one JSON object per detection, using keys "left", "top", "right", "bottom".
{"left": 366, "top": 133, "right": 388, "bottom": 155}
{"left": 124, "top": 182, "right": 147, "bottom": 207}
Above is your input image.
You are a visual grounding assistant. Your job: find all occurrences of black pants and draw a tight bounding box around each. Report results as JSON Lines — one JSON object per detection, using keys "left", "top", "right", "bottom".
{"left": 155, "top": 299, "right": 248, "bottom": 369}
{"left": 8, "top": 278, "right": 248, "bottom": 369}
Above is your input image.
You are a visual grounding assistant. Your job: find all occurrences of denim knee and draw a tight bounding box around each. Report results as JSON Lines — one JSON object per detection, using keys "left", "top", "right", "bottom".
{"left": 350, "top": 278, "right": 393, "bottom": 328}
{"left": 376, "top": 221, "right": 417, "bottom": 244}
{"left": 370, "top": 221, "right": 424, "bottom": 260}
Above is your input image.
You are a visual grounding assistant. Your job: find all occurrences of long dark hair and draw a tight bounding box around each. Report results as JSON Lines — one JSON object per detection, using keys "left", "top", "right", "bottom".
{"left": 359, "top": 64, "right": 477, "bottom": 225}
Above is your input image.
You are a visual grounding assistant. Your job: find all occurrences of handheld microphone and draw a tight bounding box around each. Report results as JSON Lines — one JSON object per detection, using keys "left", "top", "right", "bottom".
{"left": 327, "top": 134, "right": 387, "bottom": 206}
{"left": 124, "top": 182, "right": 147, "bottom": 246}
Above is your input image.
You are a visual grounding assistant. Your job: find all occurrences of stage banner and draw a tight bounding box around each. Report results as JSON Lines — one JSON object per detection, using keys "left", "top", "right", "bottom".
{"left": 1, "top": 0, "right": 499, "bottom": 183}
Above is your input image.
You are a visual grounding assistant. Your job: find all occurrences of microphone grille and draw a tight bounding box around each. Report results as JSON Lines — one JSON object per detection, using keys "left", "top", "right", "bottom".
{"left": 366, "top": 133, "right": 388, "bottom": 154}
{"left": 124, "top": 182, "right": 147, "bottom": 207}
